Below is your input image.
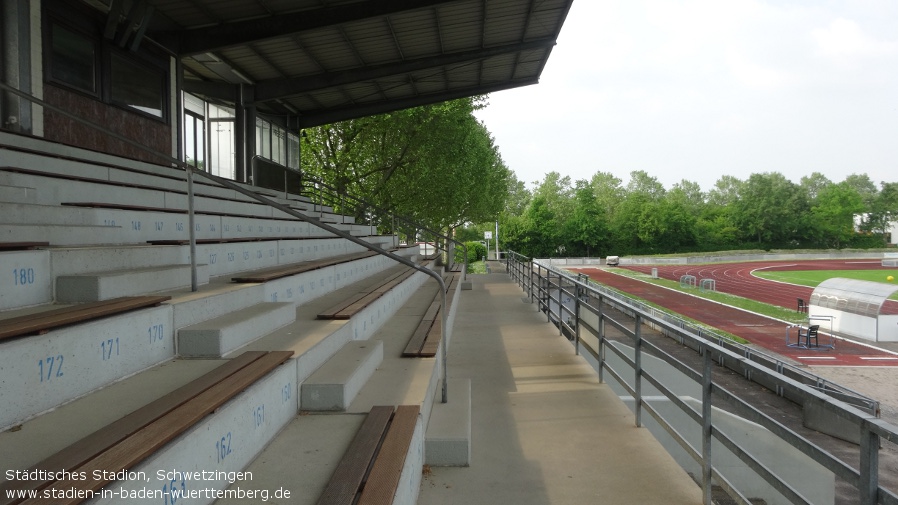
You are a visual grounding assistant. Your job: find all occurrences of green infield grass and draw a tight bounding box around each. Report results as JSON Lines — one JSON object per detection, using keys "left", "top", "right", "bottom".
{"left": 753, "top": 269, "right": 898, "bottom": 287}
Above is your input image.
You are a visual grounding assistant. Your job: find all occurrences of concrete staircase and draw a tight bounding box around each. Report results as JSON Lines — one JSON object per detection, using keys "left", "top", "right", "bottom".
{"left": 0, "top": 136, "right": 463, "bottom": 505}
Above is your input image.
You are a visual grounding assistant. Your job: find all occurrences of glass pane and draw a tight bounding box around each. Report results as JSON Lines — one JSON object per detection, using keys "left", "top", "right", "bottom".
{"left": 110, "top": 53, "right": 164, "bottom": 117}
{"left": 209, "top": 103, "right": 235, "bottom": 119}
{"left": 259, "top": 120, "right": 271, "bottom": 159}
{"left": 255, "top": 118, "right": 264, "bottom": 159}
{"left": 273, "top": 126, "right": 285, "bottom": 165}
{"left": 51, "top": 24, "right": 96, "bottom": 92}
{"left": 195, "top": 119, "right": 205, "bottom": 169}
{"left": 184, "top": 93, "right": 205, "bottom": 116}
{"left": 184, "top": 117, "right": 196, "bottom": 166}
{"left": 184, "top": 113, "right": 206, "bottom": 170}
{"left": 288, "top": 133, "right": 300, "bottom": 169}
{"left": 209, "top": 120, "right": 235, "bottom": 180}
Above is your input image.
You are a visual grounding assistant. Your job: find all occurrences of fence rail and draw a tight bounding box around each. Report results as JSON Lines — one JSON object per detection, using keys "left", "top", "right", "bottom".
{"left": 505, "top": 251, "right": 898, "bottom": 505}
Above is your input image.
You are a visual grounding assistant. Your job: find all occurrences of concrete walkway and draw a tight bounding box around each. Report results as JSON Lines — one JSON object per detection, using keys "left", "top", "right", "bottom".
{"left": 418, "top": 263, "right": 702, "bottom": 505}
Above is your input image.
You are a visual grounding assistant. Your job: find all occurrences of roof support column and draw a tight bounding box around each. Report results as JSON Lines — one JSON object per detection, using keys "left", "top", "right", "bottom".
{"left": 1, "top": 0, "right": 34, "bottom": 134}
{"left": 235, "top": 84, "right": 257, "bottom": 184}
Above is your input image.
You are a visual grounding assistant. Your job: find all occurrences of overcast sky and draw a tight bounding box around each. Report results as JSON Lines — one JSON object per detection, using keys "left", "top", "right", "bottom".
{"left": 474, "top": 0, "right": 898, "bottom": 192}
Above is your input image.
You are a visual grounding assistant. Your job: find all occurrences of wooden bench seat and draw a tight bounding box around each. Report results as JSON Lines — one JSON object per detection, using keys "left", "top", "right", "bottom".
{"left": 0, "top": 242, "right": 49, "bottom": 251}
{"left": 231, "top": 250, "right": 380, "bottom": 283}
{"left": 0, "top": 350, "right": 293, "bottom": 505}
{"left": 316, "top": 405, "right": 420, "bottom": 505}
{"left": 316, "top": 268, "right": 416, "bottom": 320}
{"left": 0, "top": 296, "right": 170, "bottom": 342}
{"left": 403, "top": 274, "right": 459, "bottom": 358}
{"left": 147, "top": 237, "right": 294, "bottom": 245}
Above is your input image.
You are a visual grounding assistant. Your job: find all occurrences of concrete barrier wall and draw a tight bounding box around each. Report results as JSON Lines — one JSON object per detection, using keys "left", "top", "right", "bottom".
{"left": 621, "top": 252, "right": 885, "bottom": 265}
{"left": 540, "top": 251, "right": 890, "bottom": 267}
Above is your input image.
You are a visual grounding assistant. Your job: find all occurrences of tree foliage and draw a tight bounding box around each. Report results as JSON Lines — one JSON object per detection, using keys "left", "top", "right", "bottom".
{"left": 499, "top": 170, "right": 897, "bottom": 258}
{"left": 301, "top": 97, "right": 509, "bottom": 235}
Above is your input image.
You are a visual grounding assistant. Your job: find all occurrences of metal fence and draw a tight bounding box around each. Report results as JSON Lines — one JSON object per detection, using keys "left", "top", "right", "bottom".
{"left": 505, "top": 251, "right": 898, "bottom": 505}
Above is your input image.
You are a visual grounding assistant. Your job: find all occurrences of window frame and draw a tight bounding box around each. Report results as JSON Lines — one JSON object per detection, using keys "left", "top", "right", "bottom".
{"left": 106, "top": 48, "right": 168, "bottom": 121}
{"left": 43, "top": 3, "right": 171, "bottom": 124}
{"left": 45, "top": 19, "right": 100, "bottom": 98}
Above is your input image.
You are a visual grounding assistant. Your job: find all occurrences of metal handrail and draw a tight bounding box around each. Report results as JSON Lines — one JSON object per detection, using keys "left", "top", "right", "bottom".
{"left": 0, "top": 82, "right": 451, "bottom": 403}
{"left": 506, "top": 251, "right": 898, "bottom": 504}
{"left": 250, "top": 157, "right": 468, "bottom": 278}
{"left": 532, "top": 257, "right": 880, "bottom": 414}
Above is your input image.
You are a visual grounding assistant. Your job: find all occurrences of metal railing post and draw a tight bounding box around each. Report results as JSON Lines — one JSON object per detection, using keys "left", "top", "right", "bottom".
{"left": 702, "top": 347, "right": 713, "bottom": 505}
{"left": 635, "top": 314, "right": 642, "bottom": 428}
{"left": 598, "top": 293, "right": 605, "bottom": 384}
{"left": 573, "top": 280, "right": 580, "bottom": 355}
{"left": 440, "top": 285, "right": 449, "bottom": 403}
{"left": 528, "top": 260, "right": 534, "bottom": 303}
{"left": 859, "top": 421, "right": 880, "bottom": 505}
{"left": 186, "top": 166, "right": 198, "bottom": 292}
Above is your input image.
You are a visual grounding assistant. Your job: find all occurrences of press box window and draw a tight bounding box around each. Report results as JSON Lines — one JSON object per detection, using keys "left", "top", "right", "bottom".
{"left": 110, "top": 52, "right": 165, "bottom": 118}
{"left": 50, "top": 23, "right": 97, "bottom": 94}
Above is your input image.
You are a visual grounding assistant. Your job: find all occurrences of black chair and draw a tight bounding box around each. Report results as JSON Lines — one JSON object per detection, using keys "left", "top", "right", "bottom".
{"left": 797, "top": 298, "right": 808, "bottom": 313}
{"left": 798, "top": 325, "right": 819, "bottom": 347}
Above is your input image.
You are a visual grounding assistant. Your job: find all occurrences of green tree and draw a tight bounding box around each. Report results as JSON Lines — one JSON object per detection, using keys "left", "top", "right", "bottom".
{"left": 519, "top": 196, "right": 560, "bottom": 257}
{"left": 301, "top": 97, "right": 507, "bottom": 234}
{"left": 809, "top": 182, "right": 864, "bottom": 248}
{"left": 563, "top": 180, "right": 610, "bottom": 257}
{"left": 799, "top": 172, "right": 832, "bottom": 202}
{"left": 865, "top": 182, "right": 898, "bottom": 244}
{"left": 638, "top": 198, "right": 697, "bottom": 252}
{"left": 733, "top": 172, "right": 805, "bottom": 246}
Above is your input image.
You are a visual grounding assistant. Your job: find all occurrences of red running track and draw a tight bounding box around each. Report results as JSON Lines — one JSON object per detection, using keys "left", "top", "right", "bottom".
{"left": 572, "top": 262, "right": 898, "bottom": 367}
{"left": 619, "top": 259, "right": 898, "bottom": 315}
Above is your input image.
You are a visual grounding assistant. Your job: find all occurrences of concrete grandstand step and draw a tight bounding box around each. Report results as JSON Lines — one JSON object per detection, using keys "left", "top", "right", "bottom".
{"left": 0, "top": 355, "right": 298, "bottom": 503}
{"left": 45, "top": 237, "right": 369, "bottom": 282}
{"left": 0, "top": 249, "right": 51, "bottom": 310}
{"left": 56, "top": 264, "right": 209, "bottom": 302}
{"left": 217, "top": 277, "right": 446, "bottom": 505}
{"left": 229, "top": 261, "right": 431, "bottom": 393}
{"left": 425, "top": 379, "right": 471, "bottom": 466}
{"left": 0, "top": 200, "right": 350, "bottom": 244}
{"left": 0, "top": 223, "right": 130, "bottom": 246}
{"left": 0, "top": 136, "right": 319, "bottom": 209}
{"left": 341, "top": 277, "right": 446, "bottom": 416}
{"left": 301, "top": 340, "right": 384, "bottom": 411}
{"left": 0, "top": 168, "right": 340, "bottom": 223}
{"left": 178, "top": 302, "right": 296, "bottom": 357}
{"left": 165, "top": 245, "right": 410, "bottom": 333}
{"left": 0, "top": 184, "right": 36, "bottom": 204}
{"left": 0, "top": 302, "right": 174, "bottom": 430}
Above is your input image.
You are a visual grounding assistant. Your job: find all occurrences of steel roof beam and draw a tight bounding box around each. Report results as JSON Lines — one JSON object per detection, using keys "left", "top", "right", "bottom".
{"left": 254, "top": 37, "right": 555, "bottom": 101}
{"left": 157, "top": 0, "right": 462, "bottom": 55}
{"left": 294, "top": 77, "right": 538, "bottom": 128}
